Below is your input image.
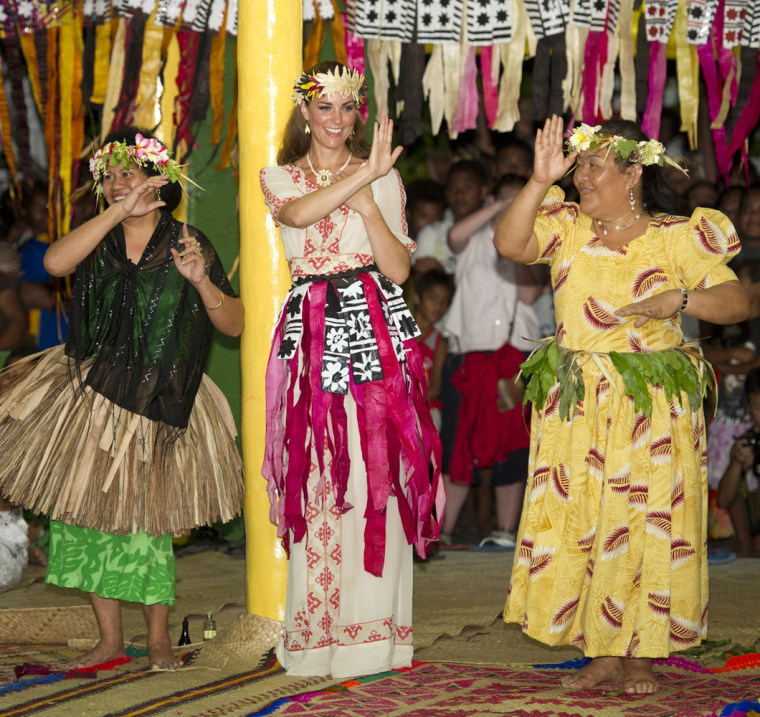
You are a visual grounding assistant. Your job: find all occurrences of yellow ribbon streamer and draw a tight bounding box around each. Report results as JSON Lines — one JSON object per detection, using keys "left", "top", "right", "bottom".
{"left": 0, "top": 59, "right": 19, "bottom": 191}
{"left": 209, "top": 4, "right": 228, "bottom": 146}
{"left": 59, "top": 11, "right": 78, "bottom": 235}
{"left": 134, "top": 13, "right": 164, "bottom": 130}
{"left": 600, "top": 30, "right": 619, "bottom": 119}
{"left": 44, "top": 26, "right": 58, "bottom": 240}
{"left": 711, "top": 61, "right": 735, "bottom": 130}
{"left": 493, "top": 0, "right": 535, "bottom": 132}
{"left": 18, "top": 33, "right": 43, "bottom": 114}
{"left": 304, "top": 12, "right": 326, "bottom": 70}
{"left": 329, "top": 0, "right": 347, "bottom": 65}
{"left": 91, "top": 21, "right": 112, "bottom": 105}
{"left": 673, "top": 0, "right": 699, "bottom": 148}
{"left": 422, "top": 44, "right": 445, "bottom": 135}
{"left": 100, "top": 18, "right": 127, "bottom": 141}
{"left": 618, "top": 0, "right": 636, "bottom": 120}
{"left": 214, "top": 42, "right": 238, "bottom": 172}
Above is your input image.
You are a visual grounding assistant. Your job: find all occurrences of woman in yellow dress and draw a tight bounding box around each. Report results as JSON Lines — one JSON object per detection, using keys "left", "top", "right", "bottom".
{"left": 495, "top": 116, "right": 749, "bottom": 693}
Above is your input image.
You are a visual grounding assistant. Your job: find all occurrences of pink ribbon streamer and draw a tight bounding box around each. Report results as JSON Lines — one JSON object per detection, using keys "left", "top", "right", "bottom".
{"left": 641, "top": 41, "right": 668, "bottom": 139}
{"left": 480, "top": 47, "right": 498, "bottom": 128}
{"left": 581, "top": 31, "right": 608, "bottom": 124}
{"left": 697, "top": 0, "right": 733, "bottom": 184}
{"left": 343, "top": 14, "right": 369, "bottom": 123}
{"left": 451, "top": 46, "right": 479, "bottom": 134}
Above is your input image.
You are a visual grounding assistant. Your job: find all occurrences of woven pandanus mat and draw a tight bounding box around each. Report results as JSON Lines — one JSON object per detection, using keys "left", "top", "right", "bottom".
{"left": 0, "top": 605, "right": 99, "bottom": 645}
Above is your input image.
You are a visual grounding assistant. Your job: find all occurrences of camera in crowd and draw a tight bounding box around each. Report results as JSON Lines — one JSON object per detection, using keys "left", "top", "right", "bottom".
{"left": 742, "top": 429, "right": 760, "bottom": 477}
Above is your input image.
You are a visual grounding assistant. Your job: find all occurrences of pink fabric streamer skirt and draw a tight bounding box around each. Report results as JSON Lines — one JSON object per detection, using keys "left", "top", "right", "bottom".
{"left": 263, "top": 271, "right": 444, "bottom": 577}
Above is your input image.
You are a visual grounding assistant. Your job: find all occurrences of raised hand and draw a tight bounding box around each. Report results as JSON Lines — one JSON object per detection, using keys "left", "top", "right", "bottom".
{"left": 533, "top": 115, "right": 577, "bottom": 186}
{"left": 118, "top": 175, "right": 168, "bottom": 218}
{"left": 170, "top": 224, "right": 206, "bottom": 284}
{"left": 366, "top": 115, "right": 403, "bottom": 181}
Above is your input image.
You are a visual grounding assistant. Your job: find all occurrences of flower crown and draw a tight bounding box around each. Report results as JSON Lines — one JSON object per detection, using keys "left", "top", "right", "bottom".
{"left": 89, "top": 134, "right": 184, "bottom": 195}
{"left": 292, "top": 66, "right": 367, "bottom": 106}
{"left": 567, "top": 123, "right": 685, "bottom": 171}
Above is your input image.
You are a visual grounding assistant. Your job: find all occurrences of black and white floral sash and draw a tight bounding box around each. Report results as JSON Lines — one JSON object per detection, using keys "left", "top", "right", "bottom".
{"left": 278, "top": 266, "right": 420, "bottom": 394}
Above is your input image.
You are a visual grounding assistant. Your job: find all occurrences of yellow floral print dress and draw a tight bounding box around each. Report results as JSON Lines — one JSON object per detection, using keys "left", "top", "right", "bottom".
{"left": 504, "top": 187, "right": 741, "bottom": 658}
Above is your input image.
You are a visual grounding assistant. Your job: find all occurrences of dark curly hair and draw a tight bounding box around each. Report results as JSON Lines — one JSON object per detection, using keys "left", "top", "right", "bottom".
{"left": 96, "top": 126, "right": 183, "bottom": 213}
{"left": 277, "top": 61, "right": 370, "bottom": 166}
{"left": 597, "top": 118, "right": 680, "bottom": 217}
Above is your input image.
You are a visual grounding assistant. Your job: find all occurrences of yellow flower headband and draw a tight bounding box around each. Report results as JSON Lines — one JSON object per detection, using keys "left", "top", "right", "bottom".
{"left": 292, "top": 66, "right": 367, "bottom": 106}
{"left": 567, "top": 123, "right": 686, "bottom": 172}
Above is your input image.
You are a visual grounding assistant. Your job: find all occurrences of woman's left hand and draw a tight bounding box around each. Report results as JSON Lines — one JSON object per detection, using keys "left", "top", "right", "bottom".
{"left": 615, "top": 290, "right": 683, "bottom": 327}
{"left": 170, "top": 224, "right": 206, "bottom": 284}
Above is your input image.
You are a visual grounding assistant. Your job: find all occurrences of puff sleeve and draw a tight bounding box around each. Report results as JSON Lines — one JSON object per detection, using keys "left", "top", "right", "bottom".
{"left": 668, "top": 208, "right": 741, "bottom": 290}
{"left": 530, "top": 186, "right": 581, "bottom": 265}
{"left": 259, "top": 166, "right": 303, "bottom": 227}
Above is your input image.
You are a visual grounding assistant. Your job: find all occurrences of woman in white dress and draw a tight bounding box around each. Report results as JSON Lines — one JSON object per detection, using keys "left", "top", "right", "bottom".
{"left": 259, "top": 61, "right": 443, "bottom": 679}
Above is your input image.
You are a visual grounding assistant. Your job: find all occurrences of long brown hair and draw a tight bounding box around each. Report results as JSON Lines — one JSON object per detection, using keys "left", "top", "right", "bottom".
{"left": 277, "top": 61, "right": 371, "bottom": 166}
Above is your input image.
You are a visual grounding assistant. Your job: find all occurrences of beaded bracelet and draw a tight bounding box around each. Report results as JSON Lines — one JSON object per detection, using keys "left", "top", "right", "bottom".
{"left": 677, "top": 287, "right": 688, "bottom": 312}
{"left": 206, "top": 290, "right": 225, "bottom": 311}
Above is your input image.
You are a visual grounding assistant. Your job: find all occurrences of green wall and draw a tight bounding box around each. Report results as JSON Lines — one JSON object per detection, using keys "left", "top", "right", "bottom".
{"left": 186, "top": 42, "right": 242, "bottom": 441}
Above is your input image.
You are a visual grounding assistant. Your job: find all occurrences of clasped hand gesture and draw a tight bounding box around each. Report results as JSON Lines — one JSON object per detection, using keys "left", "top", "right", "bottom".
{"left": 533, "top": 115, "right": 577, "bottom": 186}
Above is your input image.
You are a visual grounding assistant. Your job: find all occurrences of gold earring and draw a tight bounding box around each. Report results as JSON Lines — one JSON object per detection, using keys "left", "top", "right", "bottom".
{"left": 305, "top": 122, "right": 311, "bottom": 135}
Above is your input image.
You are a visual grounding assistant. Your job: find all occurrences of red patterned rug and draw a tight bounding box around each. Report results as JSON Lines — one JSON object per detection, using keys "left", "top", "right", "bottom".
{"left": 251, "top": 659, "right": 760, "bottom": 717}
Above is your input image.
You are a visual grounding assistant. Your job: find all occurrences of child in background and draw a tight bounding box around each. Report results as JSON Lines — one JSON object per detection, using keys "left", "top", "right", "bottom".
{"left": 719, "top": 367, "right": 760, "bottom": 557}
{"left": 441, "top": 174, "right": 542, "bottom": 546}
{"left": 413, "top": 269, "right": 454, "bottom": 431}
{"left": 405, "top": 180, "right": 446, "bottom": 242}
{"left": 412, "top": 160, "right": 491, "bottom": 277}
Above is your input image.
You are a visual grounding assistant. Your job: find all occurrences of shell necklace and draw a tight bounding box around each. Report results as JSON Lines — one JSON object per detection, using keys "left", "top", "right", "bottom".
{"left": 306, "top": 152, "right": 352, "bottom": 187}
{"left": 596, "top": 212, "right": 642, "bottom": 236}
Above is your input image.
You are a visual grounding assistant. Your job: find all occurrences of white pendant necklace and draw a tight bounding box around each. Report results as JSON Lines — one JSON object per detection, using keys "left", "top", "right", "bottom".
{"left": 596, "top": 212, "right": 642, "bottom": 236}
{"left": 306, "top": 152, "right": 352, "bottom": 187}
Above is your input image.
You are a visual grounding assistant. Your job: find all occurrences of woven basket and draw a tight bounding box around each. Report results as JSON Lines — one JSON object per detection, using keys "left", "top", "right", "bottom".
{"left": 0, "top": 605, "right": 100, "bottom": 645}
{"left": 190, "top": 614, "right": 283, "bottom": 669}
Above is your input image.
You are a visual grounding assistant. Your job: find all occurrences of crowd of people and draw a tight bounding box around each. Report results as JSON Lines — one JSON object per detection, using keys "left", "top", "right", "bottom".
{"left": 1, "top": 59, "right": 759, "bottom": 696}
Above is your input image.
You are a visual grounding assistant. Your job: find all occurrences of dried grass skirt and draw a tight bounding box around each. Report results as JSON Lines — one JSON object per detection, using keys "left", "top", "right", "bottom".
{"left": 0, "top": 345, "right": 244, "bottom": 537}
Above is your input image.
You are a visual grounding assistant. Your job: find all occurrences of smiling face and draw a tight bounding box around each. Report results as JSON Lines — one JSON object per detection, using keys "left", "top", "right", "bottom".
{"left": 101, "top": 162, "right": 150, "bottom": 205}
{"left": 301, "top": 92, "right": 357, "bottom": 152}
{"left": 573, "top": 147, "right": 640, "bottom": 221}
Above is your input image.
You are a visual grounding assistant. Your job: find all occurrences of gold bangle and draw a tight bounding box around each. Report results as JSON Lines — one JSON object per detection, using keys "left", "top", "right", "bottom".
{"left": 206, "top": 290, "right": 224, "bottom": 311}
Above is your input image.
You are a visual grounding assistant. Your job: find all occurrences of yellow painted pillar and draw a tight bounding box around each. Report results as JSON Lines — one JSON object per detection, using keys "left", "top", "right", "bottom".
{"left": 238, "top": 0, "right": 301, "bottom": 619}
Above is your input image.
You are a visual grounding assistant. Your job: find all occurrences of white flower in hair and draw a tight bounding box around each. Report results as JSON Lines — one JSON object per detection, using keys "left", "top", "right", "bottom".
{"left": 568, "top": 124, "right": 602, "bottom": 152}
{"left": 637, "top": 140, "right": 665, "bottom": 167}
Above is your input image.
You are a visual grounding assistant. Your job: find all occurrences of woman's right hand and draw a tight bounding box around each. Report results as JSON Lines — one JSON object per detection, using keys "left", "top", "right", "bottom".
{"left": 532, "top": 115, "right": 577, "bottom": 186}
{"left": 116, "top": 175, "right": 168, "bottom": 218}
{"left": 365, "top": 115, "right": 403, "bottom": 181}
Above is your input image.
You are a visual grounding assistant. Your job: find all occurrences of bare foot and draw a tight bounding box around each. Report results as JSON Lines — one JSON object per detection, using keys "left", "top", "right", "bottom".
{"left": 59, "top": 639, "right": 126, "bottom": 670}
{"left": 561, "top": 657, "right": 625, "bottom": 689}
{"left": 622, "top": 657, "right": 657, "bottom": 694}
{"left": 148, "top": 640, "right": 183, "bottom": 671}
